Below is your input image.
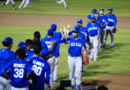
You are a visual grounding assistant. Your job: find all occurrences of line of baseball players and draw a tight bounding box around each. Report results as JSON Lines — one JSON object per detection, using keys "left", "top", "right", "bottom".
{"left": 1, "top": 0, "right": 68, "bottom": 9}
{"left": 0, "top": 7, "right": 117, "bottom": 90}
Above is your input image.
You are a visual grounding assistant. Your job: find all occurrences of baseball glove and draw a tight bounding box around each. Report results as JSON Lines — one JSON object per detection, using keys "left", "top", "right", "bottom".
{"left": 112, "top": 28, "right": 117, "bottom": 33}
{"left": 82, "top": 50, "right": 90, "bottom": 66}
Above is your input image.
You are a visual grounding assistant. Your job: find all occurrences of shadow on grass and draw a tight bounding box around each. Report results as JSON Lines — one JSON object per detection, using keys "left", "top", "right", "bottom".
{"left": 81, "top": 80, "right": 111, "bottom": 87}
{"left": 98, "top": 43, "right": 128, "bottom": 60}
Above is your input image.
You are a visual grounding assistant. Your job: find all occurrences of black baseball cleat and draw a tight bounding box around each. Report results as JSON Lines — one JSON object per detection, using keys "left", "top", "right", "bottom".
{"left": 53, "top": 80, "right": 58, "bottom": 83}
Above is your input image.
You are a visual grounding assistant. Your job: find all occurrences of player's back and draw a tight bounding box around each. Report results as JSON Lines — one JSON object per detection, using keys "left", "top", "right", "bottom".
{"left": 5, "top": 59, "right": 33, "bottom": 88}
{"left": 80, "top": 26, "right": 89, "bottom": 37}
{"left": 0, "top": 48, "right": 15, "bottom": 76}
{"left": 25, "top": 49, "right": 34, "bottom": 59}
{"left": 45, "top": 32, "right": 61, "bottom": 39}
{"left": 29, "top": 57, "right": 50, "bottom": 90}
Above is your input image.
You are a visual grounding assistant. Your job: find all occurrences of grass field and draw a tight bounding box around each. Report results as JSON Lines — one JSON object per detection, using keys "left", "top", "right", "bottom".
{"left": 0, "top": 25, "right": 130, "bottom": 89}
{"left": 0, "top": 0, "right": 130, "bottom": 89}
{"left": 0, "top": 0, "right": 130, "bottom": 17}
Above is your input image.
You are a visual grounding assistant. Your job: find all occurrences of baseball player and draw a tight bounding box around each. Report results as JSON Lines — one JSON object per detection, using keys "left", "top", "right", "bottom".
{"left": 86, "top": 16, "right": 101, "bottom": 61}
{"left": 40, "top": 28, "right": 65, "bottom": 89}
{"left": 0, "top": 37, "right": 16, "bottom": 90}
{"left": 65, "top": 28, "right": 87, "bottom": 90}
{"left": 99, "top": 8, "right": 108, "bottom": 48}
{"left": 86, "top": 15, "right": 92, "bottom": 22}
{"left": 25, "top": 39, "right": 34, "bottom": 60}
{"left": 33, "top": 31, "right": 41, "bottom": 42}
{"left": 1, "top": 0, "right": 16, "bottom": 9}
{"left": 55, "top": 0, "right": 68, "bottom": 9}
{"left": 45, "top": 24, "right": 62, "bottom": 82}
{"left": 104, "top": 8, "right": 118, "bottom": 48}
{"left": 19, "top": 0, "right": 30, "bottom": 9}
{"left": 17, "top": 42, "right": 26, "bottom": 49}
{"left": 2, "top": 49, "right": 34, "bottom": 90}
{"left": 77, "top": 19, "right": 89, "bottom": 44}
{"left": 27, "top": 46, "right": 51, "bottom": 90}
{"left": 86, "top": 9, "right": 97, "bottom": 22}
{"left": 95, "top": 11, "right": 104, "bottom": 51}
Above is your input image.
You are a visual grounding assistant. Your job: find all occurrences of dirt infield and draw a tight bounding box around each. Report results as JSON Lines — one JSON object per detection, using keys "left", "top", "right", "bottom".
{"left": 0, "top": 13, "right": 130, "bottom": 30}
{"left": 82, "top": 73, "right": 130, "bottom": 90}
{"left": 0, "top": 13, "right": 130, "bottom": 90}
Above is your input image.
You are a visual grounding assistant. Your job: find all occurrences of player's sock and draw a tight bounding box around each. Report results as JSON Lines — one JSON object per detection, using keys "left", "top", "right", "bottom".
{"left": 13, "top": 5, "right": 15, "bottom": 7}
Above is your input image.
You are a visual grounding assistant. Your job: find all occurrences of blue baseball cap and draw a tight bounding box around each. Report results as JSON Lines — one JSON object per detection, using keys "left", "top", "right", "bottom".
{"left": 48, "top": 29, "right": 54, "bottom": 35}
{"left": 91, "top": 9, "right": 97, "bottom": 14}
{"left": 100, "top": 8, "right": 104, "bottom": 11}
{"left": 78, "top": 33, "right": 85, "bottom": 39}
{"left": 40, "top": 49, "right": 50, "bottom": 57}
{"left": 91, "top": 15, "right": 95, "bottom": 19}
{"left": 77, "top": 19, "right": 82, "bottom": 23}
{"left": 95, "top": 11, "right": 99, "bottom": 14}
{"left": 74, "top": 24, "right": 80, "bottom": 30}
{"left": 72, "top": 28, "right": 79, "bottom": 33}
{"left": 3, "top": 37, "right": 13, "bottom": 43}
{"left": 86, "top": 15, "right": 92, "bottom": 19}
{"left": 108, "top": 8, "right": 113, "bottom": 11}
{"left": 51, "top": 24, "right": 57, "bottom": 30}
{"left": 18, "top": 42, "right": 26, "bottom": 49}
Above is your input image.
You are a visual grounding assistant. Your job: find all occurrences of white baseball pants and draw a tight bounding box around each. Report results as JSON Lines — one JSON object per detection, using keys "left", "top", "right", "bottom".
{"left": 89, "top": 36, "right": 99, "bottom": 60}
{"left": 5, "top": 0, "right": 14, "bottom": 5}
{"left": 104, "top": 26, "right": 114, "bottom": 46}
{"left": 68, "top": 56, "right": 82, "bottom": 85}
{"left": 47, "top": 56, "right": 55, "bottom": 90}
{"left": 53, "top": 57, "right": 59, "bottom": 81}
{"left": 56, "top": 0, "right": 67, "bottom": 8}
{"left": 19, "top": 0, "right": 30, "bottom": 8}
{"left": 0, "top": 76, "right": 11, "bottom": 90}
{"left": 11, "top": 86, "right": 29, "bottom": 90}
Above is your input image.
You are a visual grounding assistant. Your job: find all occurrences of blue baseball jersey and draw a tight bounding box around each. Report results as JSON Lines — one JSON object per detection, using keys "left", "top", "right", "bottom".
{"left": 68, "top": 32, "right": 87, "bottom": 44}
{"left": 86, "top": 21, "right": 101, "bottom": 36}
{"left": 79, "top": 26, "right": 89, "bottom": 37}
{"left": 28, "top": 56, "right": 50, "bottom": 90}
{"left": 67, "top": 38, "right": 86, "bottom": 56}
{"left": 105, "top": 14, "right": 118, "bottom": 27}
{"left": 45, "top": 32, "right": 62, "bottom": 57}
{"left": 95, "top": 17, "right": 103, "bottom": 28}
{"left": 3, "top": 59, "right": 33, "bottom": 88}
{"left": 40, "top": 37, "right": 65, "bottom": 56}
{"left": 0, "top": 48, "right": 16, "bottom": 77}
{"left": 25, "top": 49, "right": 34, "bottom": 60}
{"left": 99, "top": 15, "right": 108, "bottom": 29}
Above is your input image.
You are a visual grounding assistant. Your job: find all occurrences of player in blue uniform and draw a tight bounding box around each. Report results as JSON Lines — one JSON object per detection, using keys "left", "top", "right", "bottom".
{"left": 25, "top": 39, "right": 34, "bottom": 60}
{"left": 40, "top": 27, "right": 65, "bottom": 89}
{"left": 104, "top": 8, "right": 118, "bottom": 48}
{"left": 0, "top": 37, "right": 15, "bottom": 90}
{"left": 99, "top": 8, "right": 108, "bottom": 49}
{"left": 33, "top": 31, "right": 41, "bottom": 42}
{"left": 45, "top": 24, "right": 62, "bottom": 82}
{"left": 86, "top": 16, "right": 101, "bottom": 61}
{"left": 17, "top": 42, "right": 26, "bottom": 49}
{"left": 2, "top": 49, "right": 34, "bottom": 90}
{"left": 95, "top": 11, "right": 104, "bottom": 51}
{"left": 65, "top": 28, "right": 86, "bottom": 90}
{"left": 86, "top": 9, "right": 97, "bottom": 22}
{"left": 27, "top": 46, "right": 51, "bottom": 90}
